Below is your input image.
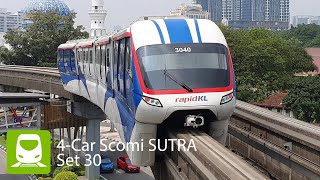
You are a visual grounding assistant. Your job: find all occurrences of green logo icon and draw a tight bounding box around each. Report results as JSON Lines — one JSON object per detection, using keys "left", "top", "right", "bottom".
{"left": 7, "top": 130, "right": 51, "bottom": 174}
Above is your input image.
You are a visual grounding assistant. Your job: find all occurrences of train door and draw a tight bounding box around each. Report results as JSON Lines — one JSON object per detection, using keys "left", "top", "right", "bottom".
{"left": 124, "top": 38, "right": 134, "bottom": 111}
{"left": 70, "top": 50, "right": 77, "bottom": 75}
{"left": 75, "top": 49, "right": 81, "bottom": 76}
{"left": 96, "top": 45, "right": 102, "bottom": 83}
{"left": 84, "top": 48, "right": 90, "bottom": 76}
{"left": 57, "top": 50, "right": 65, "bottom": 73}
{"left": 113, "top": 41, "right": 120, "bottom": 94}
{"left": 101, "top": 45, "right": 107, "bottom": 86}
{"left": 89, "top": 48, "right": 94, "bottom": 79}
{"left": 118, "top": 39, "right": 126, "bottom": 97}
{"left": 64, "top": 50, "right": 72, "bottom": 73}
{"left": 106, "top": 46, "right": 112, "bottom": 89}
{"left": 77, "top": 49, "right": 84, "bottom": 74}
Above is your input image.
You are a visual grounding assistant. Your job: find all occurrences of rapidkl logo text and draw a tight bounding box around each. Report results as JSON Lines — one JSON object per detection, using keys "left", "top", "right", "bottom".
{"left": 175, "top": 96, "right": 208, "bottom": 103}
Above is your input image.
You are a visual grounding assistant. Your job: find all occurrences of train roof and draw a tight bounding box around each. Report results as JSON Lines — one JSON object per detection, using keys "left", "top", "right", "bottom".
{"left": 130, "top": 18, "right": 227, "bottom": 50}
{"left": 75, "top": 38, "right": 97, "bottom": 48}
{"left": 58, "top": 19, "right": 227, "bottom": 50}
{"left": 58, "top": 42, "right": 77, "bottom": 50}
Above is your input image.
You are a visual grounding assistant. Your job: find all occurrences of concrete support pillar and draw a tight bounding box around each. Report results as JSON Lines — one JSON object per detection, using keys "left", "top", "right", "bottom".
{"left": 85, "top": 119, "right": 100, "bottom": 180}
{"left": 71, "top": 101, "right": 105, "bottom": 180}
{"left": 36, "top": 105, "right": 41, "bottom": 128}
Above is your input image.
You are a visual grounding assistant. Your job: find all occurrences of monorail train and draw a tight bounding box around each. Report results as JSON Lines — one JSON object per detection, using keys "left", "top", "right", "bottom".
{"left": 58, "top": 19, "right": 236, "bottom": 166}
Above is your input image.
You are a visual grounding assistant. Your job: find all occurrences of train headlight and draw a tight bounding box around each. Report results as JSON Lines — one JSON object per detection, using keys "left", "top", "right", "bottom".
{"left": 142, "top": 96, "right": 163, "bottom": 107}
{"left": 220, "top": 93, "right": 234, "bottom": 105}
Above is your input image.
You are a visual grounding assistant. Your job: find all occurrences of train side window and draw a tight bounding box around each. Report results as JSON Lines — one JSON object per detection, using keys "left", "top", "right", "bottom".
{"left": 89, "top": 49, "right": 93, "bottom": 75}
{"left": 82, "top": 50, "right": 85, "bottom": 72}
{"left": 85, "top": 50, "right": 88, "bottom": 63}
{"left": 58, "top": 50, "right": 63, "bottom": 62}
{"left": 63, "top": 50, "right": 70, "bottom": 69}
{"left": 77, "top": 50, "right": 80, "bottom": 70}
{"left": 97, "top": 46, "right": 102, "bottom": 78}
{"left": 106, "top": 48, "right": 110, "bottom": 86}
{"left": 70, "top": 51, "right": 75, "bottom": 72}
{"left": 114, "top": 41, "right": 120, "bottom": 91}
{"left": 125, "top": 38, "right": 132, "bottom": 80}
{"left": 120, "top": 39, "right": 126, "bottom": 96}
{"left": 102, "top": 46, "right": 106, "bottom": 81}
{"left": 89, "top": 50, "right": 93, "bottom": 64}
{"left": 106, "top": 48, "right": 110, "bottom": 67}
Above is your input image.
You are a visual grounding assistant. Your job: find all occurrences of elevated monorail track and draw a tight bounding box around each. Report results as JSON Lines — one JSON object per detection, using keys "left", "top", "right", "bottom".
{"left": 229, "top": 101, "right": 320, "bottom": 180}
{"left": 0, "top": 65, "right": 59, "bottom": 77}
{"left": 0, "top": 65, "right": 75, "bottom": 99}
{"left": 152, "top": 128, "right": 268, "bottom": 180}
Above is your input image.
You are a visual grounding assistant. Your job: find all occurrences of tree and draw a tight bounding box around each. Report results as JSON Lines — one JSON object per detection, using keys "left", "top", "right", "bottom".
{"left": 306, "top": 34, "right": 320, "bottom": 47}
{"left": 0, "top": 47, "right": 13, "bottom": 64}
{"left": 3, "top": 11, "right": 88, "bottom": 67}
{"left": 279, "top": 24, "right": 320, "bottom": 47}
{"left": 220, "top": 26, "right": 316, "bottom": 102}
{"left": 284, "top": 76, "right": 320, "bottom": 123}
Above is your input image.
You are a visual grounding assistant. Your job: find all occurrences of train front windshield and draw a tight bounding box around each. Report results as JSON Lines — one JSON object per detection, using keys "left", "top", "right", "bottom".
{"left": 137, "top": 43, "right": 230, "bottom": 91}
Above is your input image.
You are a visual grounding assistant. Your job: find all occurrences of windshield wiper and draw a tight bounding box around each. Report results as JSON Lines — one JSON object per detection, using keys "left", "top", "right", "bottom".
{"left": 164, "top": 69, "right": 193, "bottom": 92}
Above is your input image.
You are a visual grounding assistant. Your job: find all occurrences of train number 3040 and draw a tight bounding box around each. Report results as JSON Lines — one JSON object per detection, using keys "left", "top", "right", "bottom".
{"left": 175, "top": 47, "right": 192, "bottom": 53}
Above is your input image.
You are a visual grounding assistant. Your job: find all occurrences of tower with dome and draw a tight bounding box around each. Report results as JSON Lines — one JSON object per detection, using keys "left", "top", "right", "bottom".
{"left": 23, "top": 0, "right": 71, "bottom": 17}
{"left": 21, "top": 0, "right": 71, "bottom": 28}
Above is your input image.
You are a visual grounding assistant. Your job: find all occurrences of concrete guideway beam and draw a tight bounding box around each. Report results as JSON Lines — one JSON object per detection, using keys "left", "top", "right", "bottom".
{"left": 71, "top": 101, "right": 106, "bottom": 180}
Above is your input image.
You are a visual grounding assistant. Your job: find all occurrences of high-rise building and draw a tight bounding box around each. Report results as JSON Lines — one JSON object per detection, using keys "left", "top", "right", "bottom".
{"left": 196, "top": 0, "right": 289, "bottom": 30}
{"left": 0, "top": 8, "right": 24, "bottom": 33}
{"left": 196, "top": 0, "right": 222, "bottom": 21}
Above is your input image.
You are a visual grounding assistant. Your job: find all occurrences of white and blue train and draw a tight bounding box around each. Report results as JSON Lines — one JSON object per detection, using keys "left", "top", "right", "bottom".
{"left": 58, "top": 19, "right": 236, "bottom": 166}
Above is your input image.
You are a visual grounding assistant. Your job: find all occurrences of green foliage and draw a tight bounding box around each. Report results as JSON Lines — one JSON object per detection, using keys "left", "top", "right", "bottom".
{"left": 53, "top": 162, "right": 85, "bottom": 177}
{"left": 78, "top": 170, "right": 85, "bottom": 176}
{"left": 279, "top": 24, "right": 320, "bottom": 47}
{"left": 284, "top": 76, "right": 320, "bottom": 123}
{"left": 38, "top": 178, "right": 53, "bottom": 180}
{"left": 0, "top": 47, "right": 13, "bottom": 64}
{"left": 3, "top": 11, "right": 88, "bottom": 66}
{"left": 53, "top": 171, "right": 77, "bottom": 180}
{"left": 220, "top": 26, "right": 316, "bottom": 102}
{"left": 52, "top": 166, "right": 63, "bottom": 177}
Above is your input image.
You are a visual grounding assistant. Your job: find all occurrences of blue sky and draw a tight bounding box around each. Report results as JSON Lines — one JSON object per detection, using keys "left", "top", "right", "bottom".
{"left": 0, "top": 0, "right": 319, "bottom": 32}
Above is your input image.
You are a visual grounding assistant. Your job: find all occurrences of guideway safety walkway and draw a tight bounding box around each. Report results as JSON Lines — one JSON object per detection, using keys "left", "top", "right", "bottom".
{"left": 228, "top": 101, "right": 320, "bottom": 180}
{"left": 152, "top": 128, "right": 268, "bottom": 180}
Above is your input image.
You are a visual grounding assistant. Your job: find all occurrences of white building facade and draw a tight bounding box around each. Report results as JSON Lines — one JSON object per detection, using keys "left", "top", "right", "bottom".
{"left": 170, "top": 1, "right": 210, "bottom": 20}
{"left": 0, "top": 8, "right": 25, "bottom": 33}
{"left": 292, "top": 16, "right": 320, "bottom": 27}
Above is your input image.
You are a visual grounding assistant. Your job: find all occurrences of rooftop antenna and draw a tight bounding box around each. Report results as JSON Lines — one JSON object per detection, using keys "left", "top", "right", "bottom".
{"left": 89, "top": 0, "right": 107, "bottom": 37}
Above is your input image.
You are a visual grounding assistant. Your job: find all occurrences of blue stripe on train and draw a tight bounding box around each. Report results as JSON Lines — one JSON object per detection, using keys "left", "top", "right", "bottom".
{"left": 194, "top": 19, "right": 202, "bottom": 43}
{"left": 132, "top": 61, "right": 142, "bottom": 109}
{"left": 60, "top": 73, "right": 77, "bottom": 85}
{"left": 164, "top": 19, "right": 193, "bottom": 44}
{"left": 115, "top": 98, "right": 135, "bottom": 143}
{"left": 151, "top": 20, "right": 165, "bottom": 44}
